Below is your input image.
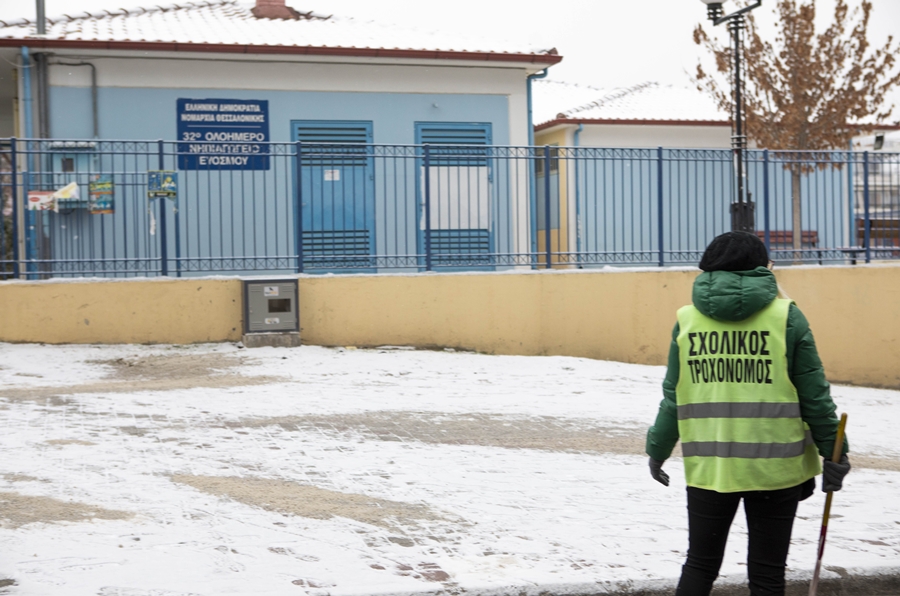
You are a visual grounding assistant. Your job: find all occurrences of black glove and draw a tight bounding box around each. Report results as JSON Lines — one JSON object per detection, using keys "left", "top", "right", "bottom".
{"left": 822, "top": 455, "right": 851, "bottom": 492}
{"left": 649, "top": 457, "right": 670, "bottom": 487}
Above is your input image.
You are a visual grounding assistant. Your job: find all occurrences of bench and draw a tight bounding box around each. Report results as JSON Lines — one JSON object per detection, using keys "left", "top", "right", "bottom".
{"left": 753, "top": 230, "right": 822, "bottom": 263}
{"left": 753, "top": 230, "right": 819, "bottom": 248}
{"left": 856, "top": 218, "right": 900, "bottom": 245}
{"left": 850, "top": 218, "right": 900, "bottom": 262}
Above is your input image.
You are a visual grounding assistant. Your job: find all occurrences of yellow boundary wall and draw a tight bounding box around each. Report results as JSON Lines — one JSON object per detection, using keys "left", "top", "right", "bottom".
{"left": 0, "top": 278, "right": 243, "bottom": 345}
{"left": 1, "top": 264, "right": 898, "bottom": 388}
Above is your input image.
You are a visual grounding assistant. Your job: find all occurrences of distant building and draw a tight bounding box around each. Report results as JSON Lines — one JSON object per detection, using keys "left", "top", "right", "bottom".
{"left": 852, "top": 130, "right": 900, "bottom": 152}
{"left": 852, "top": 131, "right": 900, "bottom": 241}
{"left": 530, "top": 81, "right": 900, "bottom": 263}
{"left": 530, "top": 81, "right": 730, "bottom": 263}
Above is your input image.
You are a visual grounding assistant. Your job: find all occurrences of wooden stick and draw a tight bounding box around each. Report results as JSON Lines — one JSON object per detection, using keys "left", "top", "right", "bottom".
{"left": 808, "top": 412, "right": 848, "bottom": 596}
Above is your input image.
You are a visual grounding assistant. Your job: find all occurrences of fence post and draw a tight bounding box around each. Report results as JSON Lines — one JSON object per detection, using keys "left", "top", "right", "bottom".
{"left": 173, "top": 141, "right": 181, "bottom": 277}
{"left": 157, "top": 139, "right": 168, "bottom": 276}
{"left": 544, "top": 145, "right": 552, "bottom": 269}
{"left": 23, "top": 140, "right": 35, "bottom": 273}
{"left": 10, "top": 138, "right": 19, "bottom": 278}
{"left": 847, "top": 149, "right": 855, "bottom": 260}
{"left": 424, "top": 144, "right": 432, "bottom": 272}
{"left": 529, "top": 147, "right": 537, "bottom": 269}
{"left": 295, "top": 141, "right": 304, "bottom": 273}
{"left": 763, "top": 149, "right": 771, "bottom": 253}
{"left": 657, "top": 146, "right": 664, "bottom": 267}
{"left": 863, "top": 151, "right": 871, "bottom": 264}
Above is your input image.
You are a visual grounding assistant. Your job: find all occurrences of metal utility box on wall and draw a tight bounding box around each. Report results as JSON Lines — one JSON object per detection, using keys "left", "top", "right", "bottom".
{"left": 242, "top": 279, "right": 300, "bottom": 347}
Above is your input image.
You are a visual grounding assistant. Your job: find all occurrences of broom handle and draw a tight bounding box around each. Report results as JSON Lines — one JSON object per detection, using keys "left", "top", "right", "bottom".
{"left": 808, "top": 412, "right": 848, "bottom": 596}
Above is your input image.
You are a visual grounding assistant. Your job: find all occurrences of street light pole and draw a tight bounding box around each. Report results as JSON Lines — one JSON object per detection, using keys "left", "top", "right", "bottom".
{"left": 700, "top": 0, "right": 762, "bottom": 232}
{"left": 729, "top": 16, "right": 750, "bottom": 231}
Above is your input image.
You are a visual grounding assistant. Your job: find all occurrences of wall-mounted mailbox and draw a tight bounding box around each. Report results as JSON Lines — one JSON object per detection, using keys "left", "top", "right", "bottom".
{"left": 242, "top": 280, "right": 300, "bottom": 345}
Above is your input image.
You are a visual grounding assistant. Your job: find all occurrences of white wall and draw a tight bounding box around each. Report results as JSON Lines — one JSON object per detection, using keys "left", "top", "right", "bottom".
{"left": 537, "top": 122, "right": 732, "bottom": 149}
{"left": 577, "top": 123, "right": 731, "bottom": 149}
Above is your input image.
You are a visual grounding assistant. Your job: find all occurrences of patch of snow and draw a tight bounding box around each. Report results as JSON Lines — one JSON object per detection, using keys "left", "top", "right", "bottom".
{"left": 0, "top": 343, "right": 897, "bottom": 594}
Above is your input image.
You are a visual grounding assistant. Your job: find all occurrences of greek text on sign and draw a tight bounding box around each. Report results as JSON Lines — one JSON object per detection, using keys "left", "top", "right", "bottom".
{"left": 324, "top": 169, "right": 340, "bottom": 181}
{"left": 177, "top": 99, "right": 270, "bottom": 170}
{"left": 265, "top": 317, "right": 280, "bottom": 325}
{"left": 264, "top": 286, "right": 279, "bottom": 297}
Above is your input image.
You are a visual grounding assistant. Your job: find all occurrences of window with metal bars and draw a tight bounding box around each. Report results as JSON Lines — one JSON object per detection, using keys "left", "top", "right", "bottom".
{"left": 296, "top": 125, "right": 370, "bottom": 167}
{"left": 417, "top": 123, "right": 491, "bottom": 167}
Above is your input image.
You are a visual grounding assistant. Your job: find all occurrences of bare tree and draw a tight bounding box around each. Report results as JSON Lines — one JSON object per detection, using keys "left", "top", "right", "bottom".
{"left": 694, "top": 0, "right": 900, "bottom": 251}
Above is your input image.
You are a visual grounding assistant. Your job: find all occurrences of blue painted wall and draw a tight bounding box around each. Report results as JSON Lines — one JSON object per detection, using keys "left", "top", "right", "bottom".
{"left": 42, "top": 86, "right": 514, "bottom": 275}
{"left": 49, "top": 86, "right": 511, "bottom": 145}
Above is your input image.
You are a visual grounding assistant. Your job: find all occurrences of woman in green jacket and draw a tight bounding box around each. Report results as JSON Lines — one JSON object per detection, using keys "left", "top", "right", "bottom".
{"left": 646, "top": 231, "right": 850, "bottom": 596}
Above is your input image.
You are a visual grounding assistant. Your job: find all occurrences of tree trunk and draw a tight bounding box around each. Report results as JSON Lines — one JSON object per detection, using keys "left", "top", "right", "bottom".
{"left": 791, "top": 167, "right": 802, "bottom": 263}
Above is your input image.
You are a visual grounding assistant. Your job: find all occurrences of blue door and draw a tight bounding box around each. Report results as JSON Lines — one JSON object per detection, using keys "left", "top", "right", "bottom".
{"left": 415, "top": 123, "right": 494, "bottom": 269}
{"left": 292, "top": 121, "right": 375, "bottom": 271}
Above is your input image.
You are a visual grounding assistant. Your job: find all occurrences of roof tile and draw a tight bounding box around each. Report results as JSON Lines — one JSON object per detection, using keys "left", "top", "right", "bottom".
{"left": 534, "top": 80, "right": 729, "bottom": 125}
{"left": 0, "top": 0, "right": 555, "bottom": 59}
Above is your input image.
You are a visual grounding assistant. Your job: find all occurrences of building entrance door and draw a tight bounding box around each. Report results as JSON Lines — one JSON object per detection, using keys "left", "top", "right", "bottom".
{"left": 292, "top": 120, "right": 375, "bottom": 271}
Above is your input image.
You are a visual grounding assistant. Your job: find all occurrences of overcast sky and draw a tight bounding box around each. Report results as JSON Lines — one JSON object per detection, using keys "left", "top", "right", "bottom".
{"left": 1, "top": 0, "right": 899, "bottom": 119}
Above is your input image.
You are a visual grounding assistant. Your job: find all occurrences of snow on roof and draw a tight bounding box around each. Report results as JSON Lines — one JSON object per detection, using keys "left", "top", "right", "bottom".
{"left": 0, "top": 1, "right": 559, "bottom": 64}
{"left": 534, "top": 80, "right": 729, "bottom": 128}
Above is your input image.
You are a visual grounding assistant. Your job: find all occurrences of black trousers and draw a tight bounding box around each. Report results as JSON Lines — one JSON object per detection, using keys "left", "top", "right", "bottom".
{"left": 675, "top": 484, "right": 804, "bottom": 596}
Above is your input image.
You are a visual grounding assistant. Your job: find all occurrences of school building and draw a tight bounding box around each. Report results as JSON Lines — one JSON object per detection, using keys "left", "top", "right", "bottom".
{"left": 0, "top": 0, "right": 561, "bottom": 275}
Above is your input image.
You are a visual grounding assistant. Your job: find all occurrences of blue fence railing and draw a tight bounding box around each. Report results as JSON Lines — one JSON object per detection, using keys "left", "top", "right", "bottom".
{"left": 1, "top": 139, "right": 898, "bottom": 279}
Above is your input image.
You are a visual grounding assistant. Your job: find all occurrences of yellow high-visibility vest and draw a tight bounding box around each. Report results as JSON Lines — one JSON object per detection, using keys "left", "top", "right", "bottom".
{"left": 675, "top": 298, "right": 821, "bottom": 492}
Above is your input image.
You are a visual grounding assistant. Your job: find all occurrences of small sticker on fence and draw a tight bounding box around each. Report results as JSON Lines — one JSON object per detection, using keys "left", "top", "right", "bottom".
{"left": 148, "top": 170, "right": 178, "bottom": 199}
{"left": 89, "top": 175, "right": 114, "bottom": 214}
{"left": 264, "top": 286, "right": 279, "bottom": 297}
{"left": 265, "top": 317, "right": 280, "bottom": 325}
{"left": 27, "top": 191, "right": 57, "bottom": 212}
{"left": 54, "top": 182, "right": 80, "bottom": 202}
{"left": 324, "top": 169, "right": 340, "bottom": 181}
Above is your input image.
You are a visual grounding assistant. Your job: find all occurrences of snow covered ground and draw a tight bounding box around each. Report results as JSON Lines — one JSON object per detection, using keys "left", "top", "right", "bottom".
{"left": 0, "top": 342, "right": 897, "bottom": 596}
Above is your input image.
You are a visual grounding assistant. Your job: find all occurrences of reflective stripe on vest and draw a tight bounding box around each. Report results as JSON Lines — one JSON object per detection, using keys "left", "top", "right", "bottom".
{"left": 675, "top": 298, "right": 821, "bottom": 493}
{"left": 678, "top": 402, "right": 801, "bottom": 420}
{"left": 681, "top": 430, "right": 814, "bottom": 458}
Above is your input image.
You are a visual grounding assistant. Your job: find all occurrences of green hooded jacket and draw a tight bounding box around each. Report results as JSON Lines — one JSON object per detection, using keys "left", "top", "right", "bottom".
{"left": 646, "top": 267, "right": 848, "bottom": 463}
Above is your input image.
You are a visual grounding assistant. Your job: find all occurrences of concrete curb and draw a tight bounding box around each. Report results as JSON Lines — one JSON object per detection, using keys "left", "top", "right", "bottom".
{"left": 1, "top": 572, "right": 897, "bottom": 596}
{"left": 783, "top": 574, "right": 900, "bottom": 596}
{"left": 321, "top": 569, "right": 900, "bottom": 596}
{"left": 592, "top": 567, "right": 900, "bottom": 596}
{"left": 393, "top": 568, "right": 900, "bottom": 596}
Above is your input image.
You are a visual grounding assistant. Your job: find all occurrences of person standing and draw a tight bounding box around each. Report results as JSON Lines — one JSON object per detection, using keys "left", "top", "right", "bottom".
{"left": 646, "top": 231, "right": 851, "bottom": 596}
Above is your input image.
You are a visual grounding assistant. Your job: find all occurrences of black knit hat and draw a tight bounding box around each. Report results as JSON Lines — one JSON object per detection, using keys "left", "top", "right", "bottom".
{"left": 699, "top": 231, "right": 769, "bottom": 272}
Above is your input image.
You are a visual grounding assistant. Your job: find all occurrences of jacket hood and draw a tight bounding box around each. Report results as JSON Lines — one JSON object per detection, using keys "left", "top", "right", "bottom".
{"left": 692, "top": 267, "right": 778, "bottom": 322}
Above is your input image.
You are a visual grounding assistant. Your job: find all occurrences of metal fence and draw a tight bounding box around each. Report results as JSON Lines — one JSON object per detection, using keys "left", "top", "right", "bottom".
{"left": 1, "top": 139, "right": 898, "bottom": 280}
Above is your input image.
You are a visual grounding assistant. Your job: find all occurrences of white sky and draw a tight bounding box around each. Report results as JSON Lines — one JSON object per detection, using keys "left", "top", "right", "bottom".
{"left": 1, "top": 0, "right": 899, "bottom": 119}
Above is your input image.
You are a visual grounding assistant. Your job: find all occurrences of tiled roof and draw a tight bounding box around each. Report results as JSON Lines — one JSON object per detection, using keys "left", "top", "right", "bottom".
{"left": 534, "top": 80, "right": 729, "bottom": 127}
{"left": 0, "top": 1, "right": 560, "bottom": 63}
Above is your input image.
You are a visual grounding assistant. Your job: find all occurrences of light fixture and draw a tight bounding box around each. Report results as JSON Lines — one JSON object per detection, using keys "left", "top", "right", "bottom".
{"left": 698, "top": 0, "right": 725, "bottom": 21}
{"left": 699, "top": 0, "right": 763, "bottom": 231}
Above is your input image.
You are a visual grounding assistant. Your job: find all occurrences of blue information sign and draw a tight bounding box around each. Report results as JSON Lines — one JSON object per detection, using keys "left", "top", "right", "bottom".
{"left": 177, "top": 98, "right": 270, "bottom": 170}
